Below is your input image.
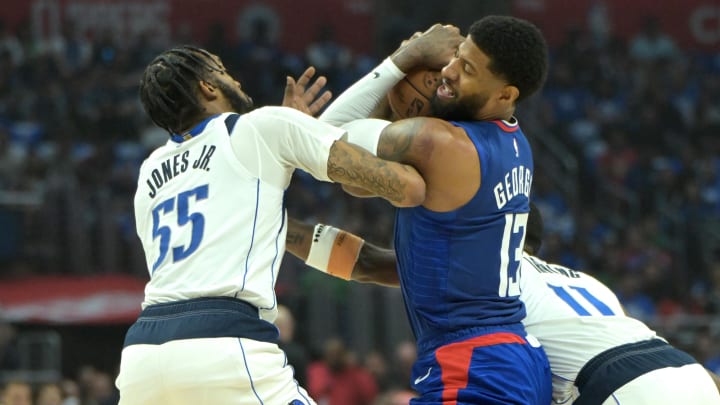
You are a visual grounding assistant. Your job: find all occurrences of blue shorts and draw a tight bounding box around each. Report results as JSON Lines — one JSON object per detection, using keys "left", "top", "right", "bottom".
{"left": 410, "top": 329, "right": 551, "bottom": 405}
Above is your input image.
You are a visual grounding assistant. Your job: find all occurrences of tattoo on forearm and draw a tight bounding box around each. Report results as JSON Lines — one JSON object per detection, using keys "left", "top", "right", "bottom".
{"left": 286, "top": 231, "right": 305, "bottom": 247}
{"left": 328, "top": 143, "right": 407, "bottom": 204}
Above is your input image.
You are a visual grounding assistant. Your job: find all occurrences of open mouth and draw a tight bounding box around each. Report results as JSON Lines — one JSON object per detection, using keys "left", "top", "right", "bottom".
{"left": 436, "top": 79, "right": 456, "bottom": 99}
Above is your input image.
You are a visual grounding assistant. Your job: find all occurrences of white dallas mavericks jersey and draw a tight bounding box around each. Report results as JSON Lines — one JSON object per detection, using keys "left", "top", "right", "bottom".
{"left": 134, "top": 107, "right": 344, "bottom": 323}
{"left": 520, "top": 254, "right": 658, "bottom": 403}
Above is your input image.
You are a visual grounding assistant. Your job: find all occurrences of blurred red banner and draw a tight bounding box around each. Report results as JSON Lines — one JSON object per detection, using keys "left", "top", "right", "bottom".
{"left": 0, "top": 274, "right": 146, "bottom": 324}
{"left": 0, "top": 1, "right": 714, "bottom": 54}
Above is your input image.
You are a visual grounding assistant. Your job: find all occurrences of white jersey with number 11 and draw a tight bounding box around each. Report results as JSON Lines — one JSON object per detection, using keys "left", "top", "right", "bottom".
{"left": 520, "top": 254, "right": 658, "bottom": 401}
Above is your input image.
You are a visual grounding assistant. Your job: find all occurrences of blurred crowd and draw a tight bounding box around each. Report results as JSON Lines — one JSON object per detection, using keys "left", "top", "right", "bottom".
{"left": 1, "top": 7, "right": 719, "bottom": 405}
{"left": 0, "top": 366, "right": 118, "bottom": 405}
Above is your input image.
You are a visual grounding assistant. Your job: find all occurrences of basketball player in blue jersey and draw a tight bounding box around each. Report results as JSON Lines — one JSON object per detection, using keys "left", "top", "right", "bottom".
{"left": 308, "top": 16, "right": 552, "bottom": 404}
{"left": 115, "top": 39, "right": 460, "bottom": 404}
{"left": 284, "top": 205, "right": 720, "bottom": 404}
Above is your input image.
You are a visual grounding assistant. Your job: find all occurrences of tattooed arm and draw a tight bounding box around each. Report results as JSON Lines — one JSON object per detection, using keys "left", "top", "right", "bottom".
{"left": 327, "top": 135, "right": 426, "bottom": 207}
{"left": 285, "top": 217, "right": 313, "bottom": 259}
{"left": 285, "top": 217, "right": 400, "bottom": 287}
{"left": 339, "top": 117, "right": 449, "bottom": 201}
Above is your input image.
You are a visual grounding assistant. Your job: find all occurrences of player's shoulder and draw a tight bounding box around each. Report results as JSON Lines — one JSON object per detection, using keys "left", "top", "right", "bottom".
{"left": 379, "top": 118, "right": 454, "bottom": 156}
{"left": 140, "top": 142, "right": 171, "bottom": 167}
{"left": 242, "top": 106, "right": 305, "bottom": 121}
{"left": 392, "top": 116, "right": 453, "bottom": 134}
{"left": 396, "top": 117, "right": 467, "bottom": 145}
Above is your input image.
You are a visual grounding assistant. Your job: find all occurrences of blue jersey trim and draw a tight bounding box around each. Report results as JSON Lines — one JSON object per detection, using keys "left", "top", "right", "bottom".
{"left": 171, "top": 114, "right": 221, "bottom": 143}
{"left": 242, "top": 179, "right": 261, "bottom": 291}
{"left": 224, "top": 113, "right": 240, "bottom": 135}
{"left": 238, "top": 338, "right": 265, "bottom": 404}
{"left": 259, "top": 205, "right": 283, "bottom": 311}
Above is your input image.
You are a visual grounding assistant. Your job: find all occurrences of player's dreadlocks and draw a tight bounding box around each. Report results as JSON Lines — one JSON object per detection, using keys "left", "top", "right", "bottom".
{"left": 139, "top": 46, "right": 224, "bottom": 135}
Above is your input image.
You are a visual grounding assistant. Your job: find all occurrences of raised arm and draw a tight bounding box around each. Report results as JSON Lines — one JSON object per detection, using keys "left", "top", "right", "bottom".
{"left": 319, "top": 24, "right": 462, "bottom": 126}
{"left": 285, "top": 217, "right": 400, "bottom": 287}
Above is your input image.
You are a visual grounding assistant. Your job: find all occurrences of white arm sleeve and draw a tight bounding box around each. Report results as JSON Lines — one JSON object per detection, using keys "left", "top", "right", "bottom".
{"left": 229, "top": 106, "right": 345, "bottom": 188}
{"left": 319, "top": 58, "right": 405, "bottom": 126}
{"left": 340, "top": 118, "right": 391, "bottom": 156}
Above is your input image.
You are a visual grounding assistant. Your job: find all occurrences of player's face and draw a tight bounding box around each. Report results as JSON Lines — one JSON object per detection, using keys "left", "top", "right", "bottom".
{"left": 207, "top": 54, "right": 254, "bottom": 114}
{"left": 217, "top": 79, "right": 254, "bottom": 114}
{"left": 431, "top": 36, "right": 508, "bottom": 121}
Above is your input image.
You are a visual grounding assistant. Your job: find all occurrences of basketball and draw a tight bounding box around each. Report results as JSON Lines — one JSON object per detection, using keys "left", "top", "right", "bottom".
{"left": 387, "top": 68, "right": 442, "bottom": 119}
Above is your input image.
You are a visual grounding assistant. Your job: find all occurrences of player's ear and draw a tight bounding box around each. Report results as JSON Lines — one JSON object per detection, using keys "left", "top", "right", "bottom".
{"left": 498, "top": 85, "right": 519, "bottom": 104}
{"left": 198, "top": 80, "right": 218, "bottom": 101}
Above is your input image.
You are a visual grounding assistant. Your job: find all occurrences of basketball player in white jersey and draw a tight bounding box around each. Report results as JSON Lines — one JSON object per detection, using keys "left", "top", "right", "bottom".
{"left": 284, "top": 204, "right": 720, "bottom": 404}
{"left": 116, "top": 30, "right": 462, "bottom": 405}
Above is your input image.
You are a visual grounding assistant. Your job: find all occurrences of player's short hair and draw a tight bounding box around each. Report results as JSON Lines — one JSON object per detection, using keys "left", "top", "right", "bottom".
{"left": 469, "top": 15, "right": 548, "bottom": 102}
{"left": 139, "top": 45, "right": 223, "bottom": 134}
{"left": 525, "top": 202, "right": 543, "bottom": 254}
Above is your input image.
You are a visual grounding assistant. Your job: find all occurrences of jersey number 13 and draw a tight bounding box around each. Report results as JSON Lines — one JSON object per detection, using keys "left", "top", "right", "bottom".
{"left": 499, "top": 212, "right": 527, "bottom": 297}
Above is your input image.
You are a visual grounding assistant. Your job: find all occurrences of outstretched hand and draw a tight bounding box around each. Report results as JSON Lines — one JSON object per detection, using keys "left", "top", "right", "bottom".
{"left": 282, "top": 66, "right": 333, "bottom": 116}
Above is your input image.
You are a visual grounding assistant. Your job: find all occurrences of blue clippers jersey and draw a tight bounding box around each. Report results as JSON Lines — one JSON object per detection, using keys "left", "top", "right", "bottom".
{"left": 394, "top": 119, "right": 534, "bottom": 349}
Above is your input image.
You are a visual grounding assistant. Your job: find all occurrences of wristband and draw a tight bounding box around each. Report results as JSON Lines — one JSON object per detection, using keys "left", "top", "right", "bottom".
{"left": 306, "top": 224, "right": 365, "bottom": 280}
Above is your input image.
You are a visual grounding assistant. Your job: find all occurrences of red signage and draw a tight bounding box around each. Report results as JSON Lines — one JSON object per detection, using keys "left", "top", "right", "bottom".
{"left": 1, "top": 1, "right": 714, "bottom": 54}
{"left": 0, "top": 0, "right": 374, "bottom": 53}
{"left": 513, "top": 0, "right": 720, "bottom": 52}
{"left": 0, "top": 274, "right": 146, "bottom": 324}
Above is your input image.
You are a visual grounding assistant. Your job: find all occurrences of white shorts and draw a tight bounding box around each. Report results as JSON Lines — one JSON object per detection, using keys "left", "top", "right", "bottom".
{"left": 603, "top": 363, "right": 720, "bottom": 405}
{"left": 116, "top": 337, "right": 315, "bottom": 405}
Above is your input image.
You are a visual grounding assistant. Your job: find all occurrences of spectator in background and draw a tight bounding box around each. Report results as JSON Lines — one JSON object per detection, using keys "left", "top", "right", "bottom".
{"left": 629, "top": 16, "right": 678, "bottom": 62}
{"left": 305, "top": 24, "right": 353, "bottom": 94}
{"left": 275, "top": 304, "right": 310, "bottom": 387}
{"left": 36, "top": 383, "right": 63, "bottom": 405}
{"left": 616, "top": 275, "right": 656, "bottom": 320}
{"left": 231, "top": 17, "right": 286, "bottom": 106}
{"left": 1, "top": 381, "right": 32, "bottom": 405}
{"left": 710, "top": 261, "right": 720, "bottom": 314}
{"left": 0, "top": 19, "right": 23, "bottom": 67}
{"left": 387, "top": 340, "right": 416, "bottom": 391}
{"left": 693, "top": 326, "right": 720, "bottom": 375}
{"left": 306, "top": 337, "right": 378, "bottom": 405}
{"left": 77, "top": 365, "right": 119, "bottom": 405}
{"left": 0, "top": 127, "right": 27, "bottom": 191}
{"left": 203, "top": 22, "right": 233, "bottom": 68}
{"left": 59, "top": 379, "right": 80, "bottom": 405}
{"left": 532, "top": 172, "right": 575, "bottom": 242}
{"left": 596, "top": 126, "right": 638, "bottom": 188}
{"left": 0, "top": 318, "right": 19, "bottom": 372}
{"left": 363, "top": 350, "right": 390, "bottom": 392}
